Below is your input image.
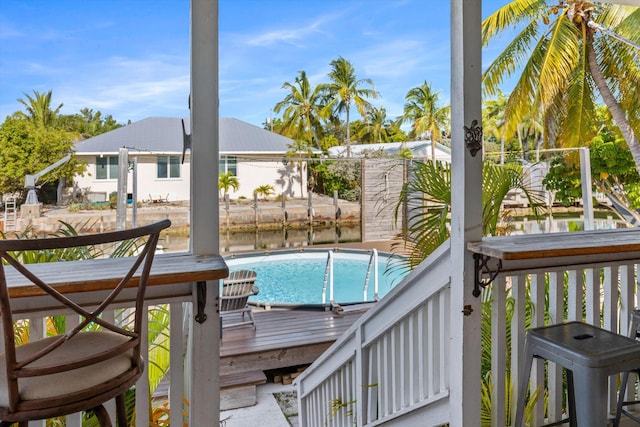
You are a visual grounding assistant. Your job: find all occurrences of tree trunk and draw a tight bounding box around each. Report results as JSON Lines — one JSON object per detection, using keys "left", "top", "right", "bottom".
{"left": 587, "top": 41, "right": 640, "bottom": 174}
{"left": 345, "top": 106, "right": 351, "bottom": 158}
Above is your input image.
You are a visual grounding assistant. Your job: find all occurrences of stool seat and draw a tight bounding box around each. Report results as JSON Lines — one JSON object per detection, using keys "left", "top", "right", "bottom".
{"left": 515, "top": 322, "right": 640, "bottom": 427}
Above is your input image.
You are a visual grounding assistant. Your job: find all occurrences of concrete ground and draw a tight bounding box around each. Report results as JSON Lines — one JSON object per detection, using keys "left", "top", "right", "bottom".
{"left": 220, "top": 382, "right": 298, "bottom": 427}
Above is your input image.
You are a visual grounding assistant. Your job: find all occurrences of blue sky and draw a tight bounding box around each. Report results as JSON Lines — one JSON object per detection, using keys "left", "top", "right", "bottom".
{"left": 0, "top": 0, "right": 511, "bottom": 128}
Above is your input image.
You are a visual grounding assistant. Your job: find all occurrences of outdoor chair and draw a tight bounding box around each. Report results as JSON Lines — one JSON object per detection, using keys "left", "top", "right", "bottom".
{"left": 220, "top": 269, "right": 259, "bottom": 333}
{"left": 0, "top": 219, "right": 171, "bottom": 426}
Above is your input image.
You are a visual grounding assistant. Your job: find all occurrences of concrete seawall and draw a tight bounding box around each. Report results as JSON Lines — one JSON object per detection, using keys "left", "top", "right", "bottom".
{"left": 3, "top": 201, "right": 361, "bottom": 235}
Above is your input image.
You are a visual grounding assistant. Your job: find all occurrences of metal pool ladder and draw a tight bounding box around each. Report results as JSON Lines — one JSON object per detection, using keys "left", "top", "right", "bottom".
{"left": 322, "top": 249, "right": 380, "bottom": 307}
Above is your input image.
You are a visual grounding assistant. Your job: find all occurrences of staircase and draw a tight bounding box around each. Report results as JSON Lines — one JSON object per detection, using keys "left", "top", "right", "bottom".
{"left": 296, "top": 242, "right": 452, "bottom": 426}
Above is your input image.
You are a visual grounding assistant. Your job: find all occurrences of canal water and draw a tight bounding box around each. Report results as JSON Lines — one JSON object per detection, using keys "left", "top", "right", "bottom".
{"left": 159, "top": 212, "right": 628, "bottom": 254}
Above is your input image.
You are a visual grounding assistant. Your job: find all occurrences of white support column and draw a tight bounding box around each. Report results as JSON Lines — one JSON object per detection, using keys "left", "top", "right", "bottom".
{"left": 580, "top": 147, "right": 594, "bottom": 231}
{"left": 190, "top": 0, "right": 220, "bottom": 425}
{"left": 449, "top": 0, "right": 483, "bottom": 425}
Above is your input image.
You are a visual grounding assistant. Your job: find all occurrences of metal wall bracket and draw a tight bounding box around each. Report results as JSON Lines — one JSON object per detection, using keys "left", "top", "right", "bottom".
{"left": 472, "top": 253, "right": 502, "bottom": 297}
{"left": 195, "top": 281, "right": 207, "bottom": 324}
{"left": 464, "top": 119, "right": 483, "bottom": 157}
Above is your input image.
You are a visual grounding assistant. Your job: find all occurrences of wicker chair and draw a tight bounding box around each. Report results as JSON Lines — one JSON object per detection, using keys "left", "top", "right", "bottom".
{"left": 220, "top": 270, "right": 259, "bottom": 332}
{"left": 0, "top": 220, "right": 171, "bottom": 426}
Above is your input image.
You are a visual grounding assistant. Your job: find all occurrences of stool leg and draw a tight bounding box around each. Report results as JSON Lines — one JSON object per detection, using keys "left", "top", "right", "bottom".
{"left": 515, "top": 339, "right": 535, "bottom": 427}
{"left": 566, "top": 370, "right": 577, "bottom": 427}
{"left": 614, "top": 371, "right": 630, "bottom": 427}
{"left": 571, "top": 369, "right": 608, "bottom": 427}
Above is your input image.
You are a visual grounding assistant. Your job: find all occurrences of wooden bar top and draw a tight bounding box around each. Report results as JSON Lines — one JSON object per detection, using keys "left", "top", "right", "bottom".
{"left": 5, "top": 252, "right": 229, "bottom": 299}
{"left": 467, "top": 228, "right": 640, "bottom": 261}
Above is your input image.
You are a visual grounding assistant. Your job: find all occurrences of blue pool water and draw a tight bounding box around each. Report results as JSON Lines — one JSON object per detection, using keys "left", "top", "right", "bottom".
{"left": 225, "top": 250, "right": 407, "bottom": 305}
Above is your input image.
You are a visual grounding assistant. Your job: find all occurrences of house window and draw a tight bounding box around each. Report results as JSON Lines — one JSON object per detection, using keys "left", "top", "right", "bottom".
{"left": 96, "top": 156, "right": 118, "bottom": 180}
{"left": 219, "top": 156, "right": 237, "bottom": 175}
{"left": 157, "top": 155, "right": 181, "bottom": 179}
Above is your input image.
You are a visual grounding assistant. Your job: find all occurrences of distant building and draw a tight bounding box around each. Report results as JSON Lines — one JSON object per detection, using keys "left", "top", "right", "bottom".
{"left": 73, "top": 117, "right": 307, "bottom": 201}
{"left": 327, "top": 140, "right": 451, "bottom": 161}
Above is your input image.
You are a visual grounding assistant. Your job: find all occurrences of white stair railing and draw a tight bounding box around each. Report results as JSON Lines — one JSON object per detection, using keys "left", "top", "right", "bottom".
{"left": 297, "top": 242, "right": 452, "bottom": 426}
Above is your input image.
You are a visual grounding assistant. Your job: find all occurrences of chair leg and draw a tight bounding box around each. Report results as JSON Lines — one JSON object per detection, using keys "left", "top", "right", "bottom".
{"left": 248, "top": 309, "right": 256, "bottom": 329}
{"left": 116, "top": 393, "right": 128, "bottom": 427}
{"left": 92, "top": 404, "right": 113, "bottom": 427}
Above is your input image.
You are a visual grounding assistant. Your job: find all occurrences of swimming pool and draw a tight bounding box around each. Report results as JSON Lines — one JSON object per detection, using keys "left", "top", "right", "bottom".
{"left": 224, "top": 249, "right": 407, "bottom": 307}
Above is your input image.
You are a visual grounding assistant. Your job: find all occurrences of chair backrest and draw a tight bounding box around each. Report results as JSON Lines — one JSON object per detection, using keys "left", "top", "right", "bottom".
{"left": 0, "top": 219, "right": 171, "bottom": 414}
{"left": 221, "top": 270, "right": 257, "bottom": 311}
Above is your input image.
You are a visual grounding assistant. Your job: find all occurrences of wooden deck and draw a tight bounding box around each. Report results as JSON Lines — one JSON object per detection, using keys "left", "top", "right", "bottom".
{"left": 219, "top": 306, "right": 371, "bottom": 375}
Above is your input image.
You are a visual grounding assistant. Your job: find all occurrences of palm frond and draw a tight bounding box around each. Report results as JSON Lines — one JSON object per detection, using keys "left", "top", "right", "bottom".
{"left": 482, "top": 0, "right": 546, "bottom": 45}
{"left": 557, "top": 29, "right": 598, "bottom": 148}
{"left": 483, "top": 19, "right": 540, "bottom": 98}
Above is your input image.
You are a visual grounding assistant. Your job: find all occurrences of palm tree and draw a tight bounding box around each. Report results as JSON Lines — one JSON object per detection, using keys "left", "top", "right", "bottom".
{"left": 15, "top": 90, "right": 63, "bottom": 128}
{"left": 321, "top": 57, "right": 378, "bottom": 157}
{"left": 393, "top": 160, "right": 541, "bottom": 271}
{"left": 253, "top": 184, "right": 275, "bottom": 200}
{"left": 482, "top": 91, "right": 508, "bottom": 163}
{"left": 285, "top": 140, "right": 313, "bottom": 198}
{"left": 358, "top": 106, "right": 391, "bottom": 144}
{"left": 218, "top": 171, "right": 239, "bottom": 199}
{"left": 483, "top": 1, "right": 640, "bottom": 171}
{"left": 401, "top": 82, "right": 450, "bottom": 161}
{"left": 274, "top": 70, "right": 326, "bottom": 150}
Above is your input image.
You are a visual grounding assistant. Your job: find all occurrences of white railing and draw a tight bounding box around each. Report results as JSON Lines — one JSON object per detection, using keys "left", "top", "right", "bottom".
{"left": 298, "top": 233, "right": 640, "bottom": 426}
{"left": 4, "top": 299, "right": 192, "bottom": 427}
{"left": 297, "top": 243, "right": 452, "bottom": 426}
{"left": 487, "top": 259, "right": 639, "bottom": 426}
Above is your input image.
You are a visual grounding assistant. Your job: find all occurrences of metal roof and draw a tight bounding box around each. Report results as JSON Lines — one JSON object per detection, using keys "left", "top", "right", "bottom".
{"left": 327, "top": 140, "right": 452, "bottom": 159}
{"left": 73, "top": 116, "right": 294, "bottom": 155}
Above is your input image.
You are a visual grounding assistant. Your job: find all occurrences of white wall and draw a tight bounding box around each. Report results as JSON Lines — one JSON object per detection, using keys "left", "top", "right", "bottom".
{"left": 74, "top": 154, "right": 191, "bottom": 202}
{"left": 224, "top": 159, "right": 308, "bottom": 200}
{"left": 73, "top": 155, "right": 306, "bottom": 202}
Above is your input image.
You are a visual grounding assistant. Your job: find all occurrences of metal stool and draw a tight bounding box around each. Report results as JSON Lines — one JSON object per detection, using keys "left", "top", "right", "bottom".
{"left": 615, "top": 309, "right": 640, "bottom": 426}
{"left": 514, "top": 321, "right": 640, "bottom": 427}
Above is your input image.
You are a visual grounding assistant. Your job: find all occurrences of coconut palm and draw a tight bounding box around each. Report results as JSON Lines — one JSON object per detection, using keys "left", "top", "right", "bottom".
{"left": 358, "top": 106, "right": 391, "bottom": 144}
{"left": 483, "top": 91, "right": 508, "bottom": 163}
{"left": 483, "top": 1, "right": 640, "bottom": 170}
{"left": 321, "top": 57, "right": 378, "bottom": 157}
{"left": 15, "top": 90, "right": 63, "bottom": 128}
{"left": 285, "top": 140, "right": 313, "bottom": 198}
{"left": 401, "top": 82, "right": 450, "bottom": 161}
{"left": 274, "top": 70, "right": 327, "bottom": 150}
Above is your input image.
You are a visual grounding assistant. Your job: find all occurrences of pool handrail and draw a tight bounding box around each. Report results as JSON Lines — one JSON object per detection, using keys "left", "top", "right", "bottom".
{"left": 362, "top": 248, "right": 379, "bottom": 301}
{"left": 321, "top": 251, "right": 334, "bottom": 305}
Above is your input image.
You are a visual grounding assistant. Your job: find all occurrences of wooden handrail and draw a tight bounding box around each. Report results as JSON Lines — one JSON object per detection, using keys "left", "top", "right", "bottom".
{"left": 468, "top": 228, "right": 640, "bottom": 261}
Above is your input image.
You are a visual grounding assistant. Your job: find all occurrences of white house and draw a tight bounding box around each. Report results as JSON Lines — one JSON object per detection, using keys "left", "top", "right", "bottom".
{"left": 73, "top": 116, "right": 307, "bottom": 202}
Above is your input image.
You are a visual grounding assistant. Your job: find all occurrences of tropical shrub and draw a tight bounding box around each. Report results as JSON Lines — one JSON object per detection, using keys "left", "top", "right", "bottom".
{"left": 253, "top": 184, "right": 275, "bottom": 200}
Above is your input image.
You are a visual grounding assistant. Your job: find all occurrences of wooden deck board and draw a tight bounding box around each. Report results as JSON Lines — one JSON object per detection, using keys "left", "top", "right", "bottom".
{"left": 219, "top": 307, "right": 368, "bottom": 374}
